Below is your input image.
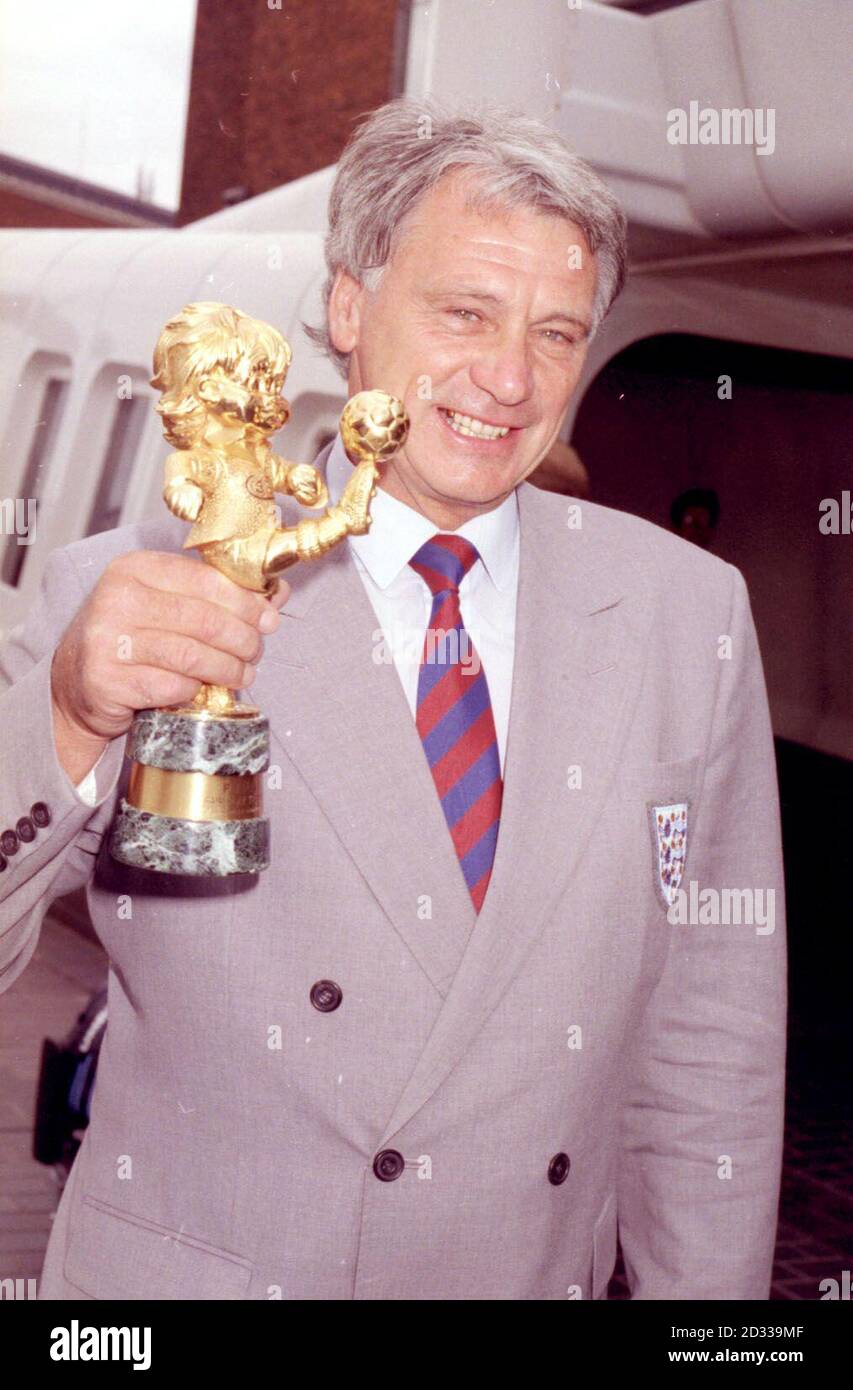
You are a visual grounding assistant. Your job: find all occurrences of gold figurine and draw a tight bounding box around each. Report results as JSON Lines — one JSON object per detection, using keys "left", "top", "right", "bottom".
{"left": 151, "top": 301, "right": 408, "bottom": 716}
{"left": 108, "top": 302, "right": 408, "bottom": 877}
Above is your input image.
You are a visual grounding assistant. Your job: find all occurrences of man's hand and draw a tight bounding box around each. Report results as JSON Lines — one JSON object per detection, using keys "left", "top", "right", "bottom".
{"left": 49, "top": 551, "right": 290, "bottom": 783}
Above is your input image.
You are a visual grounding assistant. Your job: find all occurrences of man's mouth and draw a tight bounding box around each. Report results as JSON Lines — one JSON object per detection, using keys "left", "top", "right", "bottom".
{"left": 438, "top": 407, "right": 511, "bottom": 440}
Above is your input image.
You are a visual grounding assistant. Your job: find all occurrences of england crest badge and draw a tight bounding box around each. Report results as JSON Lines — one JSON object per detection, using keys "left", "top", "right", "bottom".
{"left": 649, "top": 802, "right": 689, "bottom": 909}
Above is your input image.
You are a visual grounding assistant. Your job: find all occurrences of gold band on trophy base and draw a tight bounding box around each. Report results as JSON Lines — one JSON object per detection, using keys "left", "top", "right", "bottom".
{"left": 126, "top": 764, "right": 263, "bottom": 823}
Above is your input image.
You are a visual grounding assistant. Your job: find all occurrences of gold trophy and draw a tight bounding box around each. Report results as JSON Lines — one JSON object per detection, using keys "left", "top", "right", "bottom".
{"left": 108, "top": 301, "right": 408, "bottom": 876}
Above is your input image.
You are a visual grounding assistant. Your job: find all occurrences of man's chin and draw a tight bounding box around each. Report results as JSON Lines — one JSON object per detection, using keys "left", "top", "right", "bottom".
{"left": 419, "top": 475, "right": 520, "bottom": 509}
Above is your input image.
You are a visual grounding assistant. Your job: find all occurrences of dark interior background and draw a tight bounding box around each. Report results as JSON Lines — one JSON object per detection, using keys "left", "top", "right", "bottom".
{"left": 573, "top": 335, "right": 852, "bottom": 1298}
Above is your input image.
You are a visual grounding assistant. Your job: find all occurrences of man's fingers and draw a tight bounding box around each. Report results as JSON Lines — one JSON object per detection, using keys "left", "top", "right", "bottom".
{"left": 116, "top": 551, "right": 288, "bottom": 627}
{"left": 123, "top": 629, "right": 253, "bottom": 694}
{"left": 264, "top": 577, "right": 291, "bottom": 609}
{"left": 122, "top": 664, "right": 205, "bottom": 714}
{"left": 123, "top": 589, "right": 266, "bottom": 666}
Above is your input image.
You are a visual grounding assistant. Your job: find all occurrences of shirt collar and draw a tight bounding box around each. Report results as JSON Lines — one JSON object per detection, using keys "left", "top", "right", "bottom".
{"left": 323, "top": 430, "right": 519, "bottom": 593}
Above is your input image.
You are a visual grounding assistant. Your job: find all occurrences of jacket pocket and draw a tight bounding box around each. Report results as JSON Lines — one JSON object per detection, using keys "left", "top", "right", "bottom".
{"left": 615, "top": 755, "right": 701, "bottom": 802}
{"left": 592, "top": 1193, "right": 617, "bottom": 1300}
{"left": 63, "top": 1193, "right": 253, "bottom": 1300}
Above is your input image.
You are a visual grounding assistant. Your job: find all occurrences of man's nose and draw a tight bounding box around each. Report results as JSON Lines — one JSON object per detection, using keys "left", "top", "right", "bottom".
{"left": 468, "top": 333, "right": 534, "bottom": 406}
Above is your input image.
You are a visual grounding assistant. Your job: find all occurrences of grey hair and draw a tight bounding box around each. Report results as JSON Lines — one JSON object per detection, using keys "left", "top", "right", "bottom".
{"left": 302, "top": 95, "right": 628, "bottom": 380}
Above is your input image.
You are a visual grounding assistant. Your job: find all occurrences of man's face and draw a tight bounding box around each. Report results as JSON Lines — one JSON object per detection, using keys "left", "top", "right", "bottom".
{"left": 327, "top": 171, "right": 599, "bottom": 526}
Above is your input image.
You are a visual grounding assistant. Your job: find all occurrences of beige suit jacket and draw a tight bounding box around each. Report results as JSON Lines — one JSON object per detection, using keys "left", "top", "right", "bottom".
{"left": 0, "top": 445, "right": 787, "bottom": 1299}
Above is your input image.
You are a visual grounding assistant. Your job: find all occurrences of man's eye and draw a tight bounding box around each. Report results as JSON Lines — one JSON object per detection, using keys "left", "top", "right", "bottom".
{"left": 450, "top": 308, "right": 480, "bottom": 322}
{"left": 542, "top": 329, "right": 576, "bottom": 346}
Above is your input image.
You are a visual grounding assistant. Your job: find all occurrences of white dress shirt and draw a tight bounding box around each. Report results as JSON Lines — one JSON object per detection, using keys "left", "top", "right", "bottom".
{"left": 74, "top": 434, "right": 520, "bottom": 804}
{"left": 325, "top": 434, "right": 519, "bottom": 772}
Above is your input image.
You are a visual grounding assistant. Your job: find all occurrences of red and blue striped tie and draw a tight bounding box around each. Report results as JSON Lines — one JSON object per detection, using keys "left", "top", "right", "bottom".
{"left": 409, "top": 534, "right": 503, "bottom": 913}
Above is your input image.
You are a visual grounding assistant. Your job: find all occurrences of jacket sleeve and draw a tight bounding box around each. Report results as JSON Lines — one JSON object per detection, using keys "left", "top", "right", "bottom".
{"left": 616, "top": 564, "right": 787, "bottom": 1299}
{"left": 0, "top": 545, "right": 126, "bottom": 994}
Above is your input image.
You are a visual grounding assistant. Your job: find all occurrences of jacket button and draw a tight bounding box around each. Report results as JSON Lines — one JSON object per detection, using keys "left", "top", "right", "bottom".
{"left": 30, "top": 801, "right": 51, "bottom": 828}
{"left": 16, "top": 816, "right": 35, "bottom": 843}
{"left": 0, "top": 853, "right": 6, "bottom": 872}
{"left": 310, "top": 980, "right": 342, "bottom": 1013}
{"left": 548, "top": 1152, "right": 571, "bottom": 1185}
{"left": 0, "top": 829, "right": 19, "bottom": 856}
{"left": 373, "top": 1149, "right": 405, "bottom": 1182}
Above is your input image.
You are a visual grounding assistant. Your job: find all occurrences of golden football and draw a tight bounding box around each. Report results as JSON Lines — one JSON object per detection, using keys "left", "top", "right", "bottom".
{"left": 340, "top": 389, "right": 409, "bottom": 465}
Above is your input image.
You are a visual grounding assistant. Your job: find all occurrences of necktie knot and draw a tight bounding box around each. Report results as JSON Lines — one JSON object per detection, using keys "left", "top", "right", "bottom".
{"left": 409, "top": 533, "right": 481, "bottom": 596}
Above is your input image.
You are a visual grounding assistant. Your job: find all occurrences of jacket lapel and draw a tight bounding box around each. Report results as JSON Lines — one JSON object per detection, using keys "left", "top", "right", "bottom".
{"left": 373, "top": 481, "right": 654, "bottom": 1147}
{"left": 253, "top": 457, "right": 652, "bottom": 1146}
{"left": 252, "top": 452, "right": 477, "bottom": 997}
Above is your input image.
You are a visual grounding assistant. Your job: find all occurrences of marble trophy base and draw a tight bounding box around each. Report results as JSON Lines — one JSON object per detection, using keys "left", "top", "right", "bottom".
{"left": 108, "top": 706, "right": 271, "bottom": 877}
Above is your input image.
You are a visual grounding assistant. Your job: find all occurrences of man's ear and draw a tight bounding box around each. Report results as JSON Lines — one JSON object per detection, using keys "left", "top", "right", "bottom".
{"left": 327, "top": 269, "right": 364, "bottom": 355}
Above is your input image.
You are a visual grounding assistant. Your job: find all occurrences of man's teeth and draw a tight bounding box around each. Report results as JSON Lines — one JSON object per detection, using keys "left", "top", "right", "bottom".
{"left": 443, "top": 409, "right": 509, "bottom": 439}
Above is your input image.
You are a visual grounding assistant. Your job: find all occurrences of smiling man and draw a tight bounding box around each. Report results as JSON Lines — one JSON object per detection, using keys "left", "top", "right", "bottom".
{"left": 324, "top": 170, "right": 599, "bottom": 526}
{"left": 0, "top": 97, "right": 786, "bottom": 1302}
